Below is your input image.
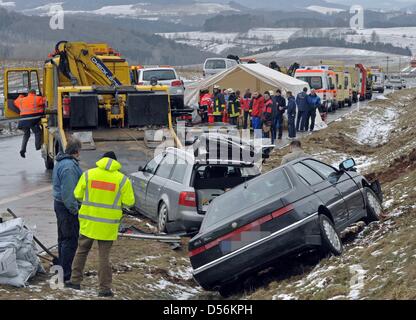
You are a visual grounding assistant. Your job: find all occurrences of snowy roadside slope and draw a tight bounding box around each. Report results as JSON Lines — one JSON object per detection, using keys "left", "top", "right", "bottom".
{"left": 248, "top": 89, "right": 416, "bottom": 300}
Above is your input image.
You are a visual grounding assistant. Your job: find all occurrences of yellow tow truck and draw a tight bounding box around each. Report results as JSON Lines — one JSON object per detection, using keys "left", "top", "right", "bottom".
{"left": 3, "top": 41, "right": 179, "bottom": 172}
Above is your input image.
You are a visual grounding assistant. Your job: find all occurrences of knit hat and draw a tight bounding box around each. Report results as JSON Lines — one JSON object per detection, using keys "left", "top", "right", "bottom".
{"left": 102, "top": 151, "right": 117, "bottom": 161}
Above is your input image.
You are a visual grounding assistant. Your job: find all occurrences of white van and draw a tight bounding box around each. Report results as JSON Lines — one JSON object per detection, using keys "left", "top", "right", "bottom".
{"left": 203, "top": 58, "right": 238, "bottom": 78}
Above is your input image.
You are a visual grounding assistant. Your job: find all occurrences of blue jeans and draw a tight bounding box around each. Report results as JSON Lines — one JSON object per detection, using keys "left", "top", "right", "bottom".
{"left": 288, "top": 115, "right": 296, "bottom": 138}
{"left": 54, "top": 200, "right": 79, "bottom": 281}
{"left": 272, "top": 116, "right": 283, "bottom": 143}
{"left": 252, "top": 117, "right": 262, "bottom": 138}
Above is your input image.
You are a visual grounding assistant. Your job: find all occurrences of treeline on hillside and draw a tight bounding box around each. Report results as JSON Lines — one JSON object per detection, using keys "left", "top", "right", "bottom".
{"left": 254, "top": 37, "right": 412, "bottom": 56}
{"left": 0, "top": 8, "right": 212, "bottom": 65}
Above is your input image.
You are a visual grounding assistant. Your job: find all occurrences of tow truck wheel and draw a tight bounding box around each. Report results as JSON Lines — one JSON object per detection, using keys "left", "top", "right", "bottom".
{"left": 319, "top": 215, "right": 343, "bottom": 256}
{"left": 158, "top": 202, "right": 168, "bottom": 233}
{"left": 364, "top": 187, "right": 383, "bottom": 223}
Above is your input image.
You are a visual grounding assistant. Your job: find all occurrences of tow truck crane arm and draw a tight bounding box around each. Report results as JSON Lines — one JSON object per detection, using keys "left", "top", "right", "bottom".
{"left": 54, "top": 41, "right": 123, "bottom": 87}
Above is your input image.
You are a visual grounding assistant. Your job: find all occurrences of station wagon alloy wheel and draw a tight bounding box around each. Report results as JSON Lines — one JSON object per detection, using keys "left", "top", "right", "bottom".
{"left": 158, "top": 203, "right": 168, "bottom": 233}
{"left": 323, "top": 219, "right": 342, "bottom": 252}
{"left": 319, "top": 215, "right": 343, "bottom": 256}
{"left": 365, "top": 188, "right": 383, "bottom": 222}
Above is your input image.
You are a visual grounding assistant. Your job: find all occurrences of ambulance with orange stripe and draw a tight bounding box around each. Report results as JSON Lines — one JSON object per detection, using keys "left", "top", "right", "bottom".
{"left": 294, "top": 66, "right": 338, "bottom": 112}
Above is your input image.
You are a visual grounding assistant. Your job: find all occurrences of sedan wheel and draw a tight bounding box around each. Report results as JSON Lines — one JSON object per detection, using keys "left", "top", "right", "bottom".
{"left": 364, "top": 187, "right": 383, "bottom": 223}
{"left": 158, "top": 202, "right": 168, "bottom": 233}
{"left": 319, "top": 215, "right": 343, "bottom": 256}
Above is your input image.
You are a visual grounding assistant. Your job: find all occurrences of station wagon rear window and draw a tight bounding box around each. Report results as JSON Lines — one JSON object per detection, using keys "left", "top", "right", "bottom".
{"left": 202, "top": 169, "right": 292, "bottom": 229}
{"left": 143, "top": 70, "right": 176, "bottom": 81}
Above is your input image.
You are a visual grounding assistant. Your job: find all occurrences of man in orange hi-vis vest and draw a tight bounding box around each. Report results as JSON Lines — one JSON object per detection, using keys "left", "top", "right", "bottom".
{"left": 14, "top": 89, "right": 46, "bottom": 158}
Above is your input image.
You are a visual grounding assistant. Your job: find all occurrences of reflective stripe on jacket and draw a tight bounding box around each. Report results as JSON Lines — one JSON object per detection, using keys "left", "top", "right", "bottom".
{"left": 14, "top": 93, "right": 45, "bottom": 116}
{"left": 213, "top": 93, "right": 225, "bottom": 116}
{"left": 227, "top": 95, "right": 240, "bottom": 117}
{"left": 74, "top": 157, "right": 135, "bottom": 241}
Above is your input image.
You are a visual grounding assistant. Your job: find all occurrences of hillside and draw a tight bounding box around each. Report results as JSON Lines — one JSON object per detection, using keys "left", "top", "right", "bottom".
{"left": 244, "top": 89, "right": 416, "bottom": 300}
{"left": 0, "top": 8, "right": 213, "bottom": 65}
{"left": 159, "top": 27, "right": 416, "bottom": 57}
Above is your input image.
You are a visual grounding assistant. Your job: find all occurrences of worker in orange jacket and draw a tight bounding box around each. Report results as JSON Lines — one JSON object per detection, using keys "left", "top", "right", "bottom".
{"left": 14, "top": 89, "right": 46, "bottom": 158}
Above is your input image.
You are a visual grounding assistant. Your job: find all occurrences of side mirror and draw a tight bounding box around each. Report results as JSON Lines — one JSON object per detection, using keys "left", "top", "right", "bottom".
{"left": 138, "top": 165, "right": 144, "bottom": 172}
{"left": 339, "top": 158, "right": 356, "bottom": 171}
{"left": 338, "top": 85, "right": 342, "bottom": 90}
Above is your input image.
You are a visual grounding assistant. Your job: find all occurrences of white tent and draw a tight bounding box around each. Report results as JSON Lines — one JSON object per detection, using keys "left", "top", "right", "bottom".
{"left": 185, "top": 63, "right": 312, "bottom": 106}
{"left": 185, "top": 63, "right": 327, "bottom": 130}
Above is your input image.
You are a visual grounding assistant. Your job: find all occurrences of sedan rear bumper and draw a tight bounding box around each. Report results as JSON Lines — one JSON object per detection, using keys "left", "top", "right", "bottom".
{"left": 192, "top": 213, "right": 320, "bottom": 291}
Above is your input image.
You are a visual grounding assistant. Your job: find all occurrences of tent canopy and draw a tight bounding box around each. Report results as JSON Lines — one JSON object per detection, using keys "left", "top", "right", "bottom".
{"left": 185, "top": 63, "right": 310, "bottom": 106}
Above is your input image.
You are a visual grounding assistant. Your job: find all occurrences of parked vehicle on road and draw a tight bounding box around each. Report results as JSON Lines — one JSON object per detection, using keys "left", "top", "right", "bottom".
{"left": 130, "top": 147, "right": 260, "bottom": 234}
{"left": 386, "top": 75, "right": 403, "bottom": 90}
{"left": 203, "top": 58, "right": 238, "bottom": 78}
{"left": 189, "top": 157, "right": 383, "bottom": 296}
{"left": 132, "top": 66, "right": 185, "bottom": 110}
{"left": 294, "top": 66, "right": 337, "bottom": 112}
{"left": 369, "top": 67, "right": 385, "bottom": 93}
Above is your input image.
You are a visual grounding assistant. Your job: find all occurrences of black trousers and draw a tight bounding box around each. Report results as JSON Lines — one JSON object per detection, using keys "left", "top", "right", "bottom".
{"left": 18, "top": 118, "right": 42, "bottom": 153}
{"left": 306, "top": 110, "right": 317, "bottom": 131}
{"left": 243, "top": 111, "right": 251, "bottom": 129}
{"left": 229, "top": 117, "right": 238, "bottom": 126}
{"left": 296, "top": 110, "right": 308, "bottom": 131}
{"left": 54, "top": 200, "right": 80, "bottom": 282}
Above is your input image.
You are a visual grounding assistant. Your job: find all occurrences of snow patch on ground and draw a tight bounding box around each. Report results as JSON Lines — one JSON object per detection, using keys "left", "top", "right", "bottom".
{"left": 273, "top": 293, "right": 298, "bottom": 300}
{"left": 348, "top": 265, "right": 367, "bottom": 300}
{"left": 307, "top": 6, "right": 345, "bottom": 14}
{"left": 356, "top": 108, "right": 398, "bottom": 147}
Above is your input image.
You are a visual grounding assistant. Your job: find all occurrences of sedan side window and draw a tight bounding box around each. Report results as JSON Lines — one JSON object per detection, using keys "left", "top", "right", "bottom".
{"left": 155, "top": 153, "right": 176, "bottom": 179}
{"left": 303, "top": 160, "right": 338, "bottom": 180}
{"left": 144, "top": 153, "right": 164, "bottom": 175}
{"left": 171, "top": 159, "right": 188, "bottom": 184}
{"left": 293, "top": 163, "right": 324, "bottom": 186}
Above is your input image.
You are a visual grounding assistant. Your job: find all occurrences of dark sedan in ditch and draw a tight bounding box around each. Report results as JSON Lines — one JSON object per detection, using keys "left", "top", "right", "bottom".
{"left": 188, "top": 157, "right": 383, "bottom": 295}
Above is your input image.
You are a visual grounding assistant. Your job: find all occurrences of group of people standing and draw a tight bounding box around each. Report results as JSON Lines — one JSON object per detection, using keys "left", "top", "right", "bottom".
{"left": 198, "top": 85, "right": 322, "bottom": 143}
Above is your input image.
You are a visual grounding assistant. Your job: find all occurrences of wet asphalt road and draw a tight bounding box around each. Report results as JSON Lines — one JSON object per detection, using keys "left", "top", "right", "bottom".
{"left": 0, "top": 135, "right": 56, "bottom": 247}
{"left": 0, "top": 91, "right": 389, "bottom": 248}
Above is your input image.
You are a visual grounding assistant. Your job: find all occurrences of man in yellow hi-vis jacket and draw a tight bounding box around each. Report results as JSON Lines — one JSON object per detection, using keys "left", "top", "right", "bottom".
{"left": 66, "top": 151, "right": 135, "bottom": 297}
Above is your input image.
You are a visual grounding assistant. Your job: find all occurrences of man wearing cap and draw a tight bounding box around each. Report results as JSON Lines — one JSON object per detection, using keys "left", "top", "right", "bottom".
{"left": 212, "top": 85, "right": 226, "bottom": 123}
{"left": 66, "top": 151, "right": 135, "bottom": 297}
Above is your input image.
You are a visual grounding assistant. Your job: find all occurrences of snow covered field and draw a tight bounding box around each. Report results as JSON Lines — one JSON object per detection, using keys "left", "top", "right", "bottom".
{"left": 159, "top": 27, "right": 416, "bottom": 56}
{"left": 23, "top": 2, "right": 240, "bottom": 18}
{"left": 249, "top": 47, "right": 411, "bottom": 69}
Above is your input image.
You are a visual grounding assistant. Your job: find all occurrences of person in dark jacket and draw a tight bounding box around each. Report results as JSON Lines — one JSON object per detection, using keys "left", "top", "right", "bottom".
{"left": 272, "top": 89, "right": 286, "bottom": 142}
{"left": 212, "top": 85, "right": 226, "bottom": 123}
{"left": 286, "top": 91, "right": 297, "bottom": 139}
{"left": 227, "top": 89, "right": 240, "bottom": 126}
{"left": 296, "top": 87, "right": 309, "bottom": 132}
{"left": 52, "top": 138, "right": 83, "bottom": 282}
{"left": 306, "top": 89, "right": 321, "bottom": 132}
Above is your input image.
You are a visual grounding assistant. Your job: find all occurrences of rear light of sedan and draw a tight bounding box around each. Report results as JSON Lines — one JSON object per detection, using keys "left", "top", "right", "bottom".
{"left": 171, "top": 80, "right": 183, "bottom": 87}
{"left": 179, "top": 192, "right": 196, "bottom": 207}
